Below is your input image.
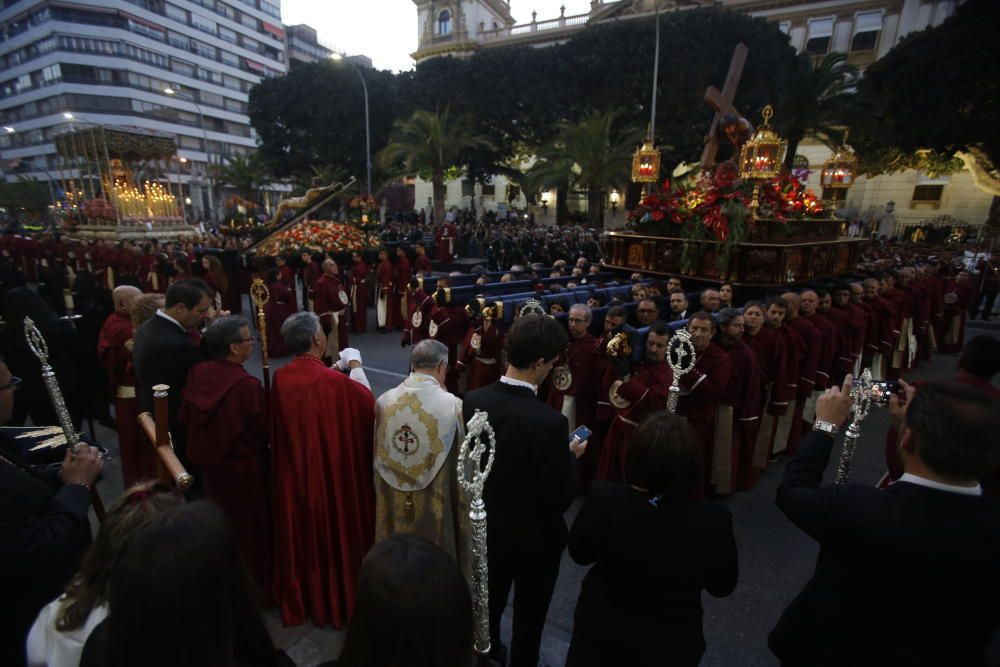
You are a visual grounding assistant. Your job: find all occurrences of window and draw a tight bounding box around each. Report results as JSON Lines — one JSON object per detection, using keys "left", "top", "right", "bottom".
{"left": 191, "top": 13, "right": 216, "bottom": 35}
{"left": 200, "top": 90, "right": 223, "bottom": 107}
{"left": 461, "top": 179, "right": 474, "bottom": 197}
{"left": 191, "top": 40, "right": 217, "bottom": 59}
{"left": 912, "top": 185, "right": 943, "bottom": 204}
{"left": 168, "top": 32, "right": 190, "bottom": 50}
{"left": 482, "top": 178, "right": 495, "bottom": 197}
{"left": 220, "top": 51, "right": 240, "bottom": 68}
{"left": 806, "top": 17, "right": 833, "bottom": 56}
{"left": 218, "top": 25, "right": 237, "bottom": 44}
{"left": 851, "top": 11, "right": 882, "bottom": 52}
{"left": 171, "top": 58, "right": 196, "bottom": 77}
{"left": 165, "top": 3, "right": 187, "bottom": 24}
{"left": 239, "top": 12, "right": 258, "bottom": 30}
{"left": 241, "top": 36, "right": 259, "bottom": 52}
{"left": 778, "top": 21, "right": 790, "bottom": 35}
{"left": 216, "top": 2, "right": 236, "bottom": 19}
{"left": 179, "top": 134, "right": 204, "bottom": 150}
{"left": 260, "top": 0, "right": 280, "bottom": 19}
{"left": 437, "top": 10, "right": 451, "bottom": 35}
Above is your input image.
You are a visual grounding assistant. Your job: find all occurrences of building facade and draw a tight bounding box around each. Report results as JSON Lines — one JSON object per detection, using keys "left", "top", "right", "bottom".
{"left": 0, "top": 0, "right": 288, "bottom": 219}
{"left": 286, "top": 23, "right": 331, "bottom": 66}
{"left": 412, "top": 0, "right": 991, "bottom": 233}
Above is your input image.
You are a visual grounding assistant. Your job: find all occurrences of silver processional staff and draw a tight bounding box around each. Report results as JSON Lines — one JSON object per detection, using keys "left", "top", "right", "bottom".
{"left": 457, "top": 408, "right": 496, "bottom": 661}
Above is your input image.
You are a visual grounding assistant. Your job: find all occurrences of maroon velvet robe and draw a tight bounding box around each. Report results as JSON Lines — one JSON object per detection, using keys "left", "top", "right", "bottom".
{"left": 313, "top": 274, "right": 349, "bottom": 353}
{"left": 414, "top": 253, "right": 433, "bottom": 275}
{"left": 97, "top": 310, "right": 156, "bottom": 487}
{"left": 270, "top": 356, "right": 376, "bottom": 628}
{"left": 544, "top": 333, "right": 601, "bottom": 485}
{"left": 457, "top": 321, "right": 505, "bottom": 391}
{"left": 595, "top": 360, "right": 673, "bottom": 483}
{"left": 376, "top": 259, "right": 396, "bottom": 329}
{"left": 719, "top": 338, "right": 761, "bottom": 493}
{"left": 403, "top": 288, "right": 434, "bottom": 346}
{"left": 428, "top": 305, "right": 469, "bottom": 394}
{"left": 179, "top": 359, "right": 271, "bottom": 594}
{"left": 264, "top": 281, "right": 295, "bottom": 358}
{"left": 676, "top": 341, "right": 732, "bottom": 493}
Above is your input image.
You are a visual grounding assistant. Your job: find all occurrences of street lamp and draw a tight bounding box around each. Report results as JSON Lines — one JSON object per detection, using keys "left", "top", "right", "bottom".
{"left": 330, "top": 52, "right": 372, "bottom": 196}
{"left": 163, "top": 86, "right": 215, "bottom": 220}
{"left": 609, "top": 189, "right": 621, "bottom": 214}
{"left": 540, "top": 190, "right": 551, "bottom": 214}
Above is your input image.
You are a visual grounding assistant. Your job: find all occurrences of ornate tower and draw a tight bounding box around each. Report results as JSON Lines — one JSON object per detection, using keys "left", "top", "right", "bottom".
{"left": 412, "top": 0, "right": 516, "bottom": 62}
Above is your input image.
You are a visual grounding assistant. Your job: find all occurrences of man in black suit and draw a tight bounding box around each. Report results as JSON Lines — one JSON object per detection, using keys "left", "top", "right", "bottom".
{"left": 770, "top": 377, "right": 1000, "bottom": 666}
{"left": 0, "top": 359, "right": 103, "bottom": 667}
{"left": 463, "top": 315, "right": 587, "bottom": 667}
{"left": 132, "top": 278, "right": 212, "bottom": 470}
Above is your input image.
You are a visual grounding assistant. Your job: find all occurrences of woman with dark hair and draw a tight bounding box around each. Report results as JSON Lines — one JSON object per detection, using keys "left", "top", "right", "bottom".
{"left": 169, "top": 256, "right": 191, "bottom": 285}
{"left": 719, "top": 282, "right": 735, "bottom": 308}
{"left": 566, "top": 411, "right": 738, "bottom": 667}
{"left": 0, "top": 287, "right": 88, "bottom": 427}
{"left": 333, "top": 535, "right": 473, "bottom": 667}
{"left": 80, "top": 502, "right": 281, "bottom": 667}
{"left": 27, "top": 482, "right": 184, "bottom": 667}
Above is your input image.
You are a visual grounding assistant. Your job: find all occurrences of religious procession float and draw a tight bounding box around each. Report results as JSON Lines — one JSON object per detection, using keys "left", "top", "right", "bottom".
{"left": 53, "top": 126, "right": 198, "bottom": 240}
{"left": 247, "top": 179, "right": 381, "bottom": 257}
{"left": 605, "top": 56, "right": 868, "bottom": 288}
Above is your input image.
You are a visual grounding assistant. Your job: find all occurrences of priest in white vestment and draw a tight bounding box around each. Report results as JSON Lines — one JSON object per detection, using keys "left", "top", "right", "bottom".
{"left": 374, "top": 339, "right": 469, "bottom": 575}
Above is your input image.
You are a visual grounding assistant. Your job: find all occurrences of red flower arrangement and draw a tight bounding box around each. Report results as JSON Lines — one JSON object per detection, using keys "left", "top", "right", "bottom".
{"left": 256, "top": 219, "right": 380, "bottom": 257}
{"left": 627, "top": 164, "right": 825, "bottom": 269}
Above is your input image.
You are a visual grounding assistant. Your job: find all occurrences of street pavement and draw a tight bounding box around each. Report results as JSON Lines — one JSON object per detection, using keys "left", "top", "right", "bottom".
{"left": 87, "top": 301, "right": 1000, "bottom": 667}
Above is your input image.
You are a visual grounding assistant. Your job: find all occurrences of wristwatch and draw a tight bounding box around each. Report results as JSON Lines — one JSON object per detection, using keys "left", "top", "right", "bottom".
{"left": 812, "top": 420, "right": 839, "bottom": 437}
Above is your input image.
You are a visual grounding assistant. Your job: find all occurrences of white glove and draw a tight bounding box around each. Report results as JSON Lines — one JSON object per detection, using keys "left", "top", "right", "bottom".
{"left": 336, "top": 347, "right": 363, "bottom": 370}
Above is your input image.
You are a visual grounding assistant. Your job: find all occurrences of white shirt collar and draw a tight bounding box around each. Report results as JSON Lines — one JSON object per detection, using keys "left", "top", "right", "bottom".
{"left": 155, "top": 309, "right": 185, "bottom": 332}
{"left": 500, "top": 375, "right": 537, "bottom": 394}
{"left": 897, "top": 473, "right": 982, "bottom": 496}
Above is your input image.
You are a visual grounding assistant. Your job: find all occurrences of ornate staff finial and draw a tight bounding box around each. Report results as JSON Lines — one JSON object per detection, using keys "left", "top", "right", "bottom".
{"left": 519, "top": 298, "right": 545, "bottom": 318}
{"left": 666, "top": 328, "right": 697, "bottom": 413}
{"left": 24, "top": 317, "right": 50, "bottom": 365}
{"left": 457, "top": 408, "right": 496, "bottom": 657}
{"left": 250, "top": 278, "right": 272, "bottom": 393}
{"left": 835, "top": 369, "right": 875, "bottom": 485}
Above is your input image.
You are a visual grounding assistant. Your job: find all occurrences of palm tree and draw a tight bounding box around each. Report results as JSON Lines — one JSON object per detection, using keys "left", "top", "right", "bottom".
{"left": 523, "top": 110, "right": 641, "bottom": 229}
{"left": 378, "top": 107, "right": 493, "bottom": 224}
{"left": 210, "top": 153, "right": 269, "bottom": 202}
{"left": 779, "top": 52, "right": 858, "bottom": 169}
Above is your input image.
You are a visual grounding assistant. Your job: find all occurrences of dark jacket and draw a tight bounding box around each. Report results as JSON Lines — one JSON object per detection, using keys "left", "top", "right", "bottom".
{"left": 566, "top": 482, "right": 737, "bottom": 667}
{"left": 462, "top": 381, "right": 576, "bottom": 554}
{"left": 770, "top": 430, "right": 1000, "bottom": 666}
{"left": 0, "top": 434, "right": 91, "bottom": 667}
{"left": 132, "top": 313, "right": 204, "bottom": 455}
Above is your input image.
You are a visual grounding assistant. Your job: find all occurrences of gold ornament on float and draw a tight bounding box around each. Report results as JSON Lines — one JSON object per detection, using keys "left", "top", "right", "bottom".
{"left": 631, "top": 139, "right": 661, "bottom": 184}
{"left": 739, "top": 105, "right": 788, "bottom": 214}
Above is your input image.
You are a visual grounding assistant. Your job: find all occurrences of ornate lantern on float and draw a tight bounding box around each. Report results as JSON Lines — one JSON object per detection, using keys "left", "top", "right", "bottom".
{"left": 820, "top": 130, "right": 858, "bottom": 203}
{"left": 739, "top": 105, "right": 787, "bottom": 215}
{"left": 631, "top": 139, "right": 660, "bottom": 183}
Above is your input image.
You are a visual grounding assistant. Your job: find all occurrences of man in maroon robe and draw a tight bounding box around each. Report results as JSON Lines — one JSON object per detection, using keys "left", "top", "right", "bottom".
{"left": 264, "top": 268, "right": 295, "bottom": 358}
{"left": 313, "top": 259, "right": 349, "bottom": 360}
{"left": 815, "top": 289, "right": 853, "bottom": 386}
{"left": 178, "top": 315, "right": 271, "bottom": 593}
{"left": 942, "top": 271, "right": 975, "bottom": 353}
{"left": 97, "top": 285, "right": 156, "bottom": 487}
{"left": 393, "top": 246, "right": 412, "bottom": 332}
{"left": 742, "top": 300, "right": 787, "bottom": 488}
{"left": 402, "top": 276, "right": 434, "bottom": 346}
{"left": 299, "top": 251, "right": 322, "bottom": 311}
{"left": 348, "top": 252, "right": 369, "bottom": 334}
{"left": 271, "top": 311, "right": 375, "bottom": 628}
{"left": 800, "top": 289, "right": 837, "bottom": 391}
{"left": 885, "top": 270, "right": 916, "bottom": 378}
{"left": 413, "top": 242, "right": 433, "bottom": 274}
{"left": 545, "top": 304, "right": 600, "bottom": 484}
{"left": 457, "top": 301, "right": 504, "bottom": 392}
{"left": 674, "top": 313, "right": 732, "bottom": 495}
{"left": 276, "top": 253, "right": 297, "bottom": 305}
{"left": 428, "top": 289, "right": 468, "bottom": 394}
{"left": 714, "top": 309, "right": 760, "bottom": 495}
{"left": 435, "top": 221, "right": 457, "bottom": 262}
{"left": 596, "top": 322, "right": 673, "bottom": 483}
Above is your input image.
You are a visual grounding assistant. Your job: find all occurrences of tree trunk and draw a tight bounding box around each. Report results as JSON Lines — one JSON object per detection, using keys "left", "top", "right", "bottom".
{"left": 784, "top": 135, "right": 802, "bottom": 172}
{"left": 432, "top": 169, "right": 446, "bottom": 225}
{"left": 588, "top": 189, "right": 604, "bottom": 229}
{"left": 556, "top": 182, "right": 569, "bottom": 227}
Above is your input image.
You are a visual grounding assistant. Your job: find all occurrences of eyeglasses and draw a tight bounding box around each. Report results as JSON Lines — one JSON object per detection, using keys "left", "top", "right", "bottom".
{"left": 0, "top": 375, "right": 21, "bottom": 392}
{"left": 568, "top": 317, "right": 588, "bottom": 324}
{"left": 237, "top": 336, "right": 258, "bottom": 343}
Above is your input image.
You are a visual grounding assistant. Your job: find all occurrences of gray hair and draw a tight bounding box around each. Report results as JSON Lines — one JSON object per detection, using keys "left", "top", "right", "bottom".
{"left": 281, "top": 311, "right": 321, "bottom": 355}
{"left": 204, "top": 315, "right": 250, "bottom": 359}
{"left": 411, "top": 339, "right": 449, "bottom": 371}
{"left": 568, "top": 303, "right": 592, "bottom": 323}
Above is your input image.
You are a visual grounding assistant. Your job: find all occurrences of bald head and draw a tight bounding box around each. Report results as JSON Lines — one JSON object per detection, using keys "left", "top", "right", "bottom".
{"left": 113, "top": 285, "right": 142, "bottom": 313}
{"left": 322, "top": 258, "right": 338, "bottom": 276}
{"left": 781, "top": 292, "right": 801, "bottom": 317}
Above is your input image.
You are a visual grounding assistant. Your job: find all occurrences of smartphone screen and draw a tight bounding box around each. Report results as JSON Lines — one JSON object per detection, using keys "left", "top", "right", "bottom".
{"left": 569, "top": 425, "right": 592, "bottom": 443}
{"left": 871, "top": 380, "right": 899, "bottom": 405}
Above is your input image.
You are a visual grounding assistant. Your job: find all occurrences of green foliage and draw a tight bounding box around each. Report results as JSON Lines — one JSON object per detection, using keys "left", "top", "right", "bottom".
{"left": 778, "top": 52, "right": 858, "bottom": 169}
{"left": 209, "top": 153, "right": 269, "bottom": 201}
{"left": 849, "top": 0, "right": 1000, "bottom": 174}
{"left": 248, "top": 60, "right": 404, "bottom": 182}
{"left": 522, "top": 110, "right": 643, "bottom": 228}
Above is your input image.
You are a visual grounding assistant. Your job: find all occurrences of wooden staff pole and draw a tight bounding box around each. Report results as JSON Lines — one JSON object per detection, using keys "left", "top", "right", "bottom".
{"left": 137, "top": 384, "right": 193, "bottom": 490}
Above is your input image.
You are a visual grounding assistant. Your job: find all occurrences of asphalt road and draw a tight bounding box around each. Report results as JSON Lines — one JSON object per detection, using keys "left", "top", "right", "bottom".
{"left": 88, "top": 302, "right": 1000, "bottom": 666}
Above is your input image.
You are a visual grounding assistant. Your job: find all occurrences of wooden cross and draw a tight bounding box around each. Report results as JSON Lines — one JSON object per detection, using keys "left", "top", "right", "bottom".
{"left": 700, "top": 43, "right": 749, "bottom": 169}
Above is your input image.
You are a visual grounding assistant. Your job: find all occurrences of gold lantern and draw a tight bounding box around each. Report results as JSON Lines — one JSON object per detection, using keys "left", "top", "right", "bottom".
{"left": 820, "top": 130, "right": 858, "bottom": 191}
{"left": 631, "top": 139, "right": 661, "bottom": 183}
{"left": 739, "top": 105, "right": 788, "bottom": 214}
